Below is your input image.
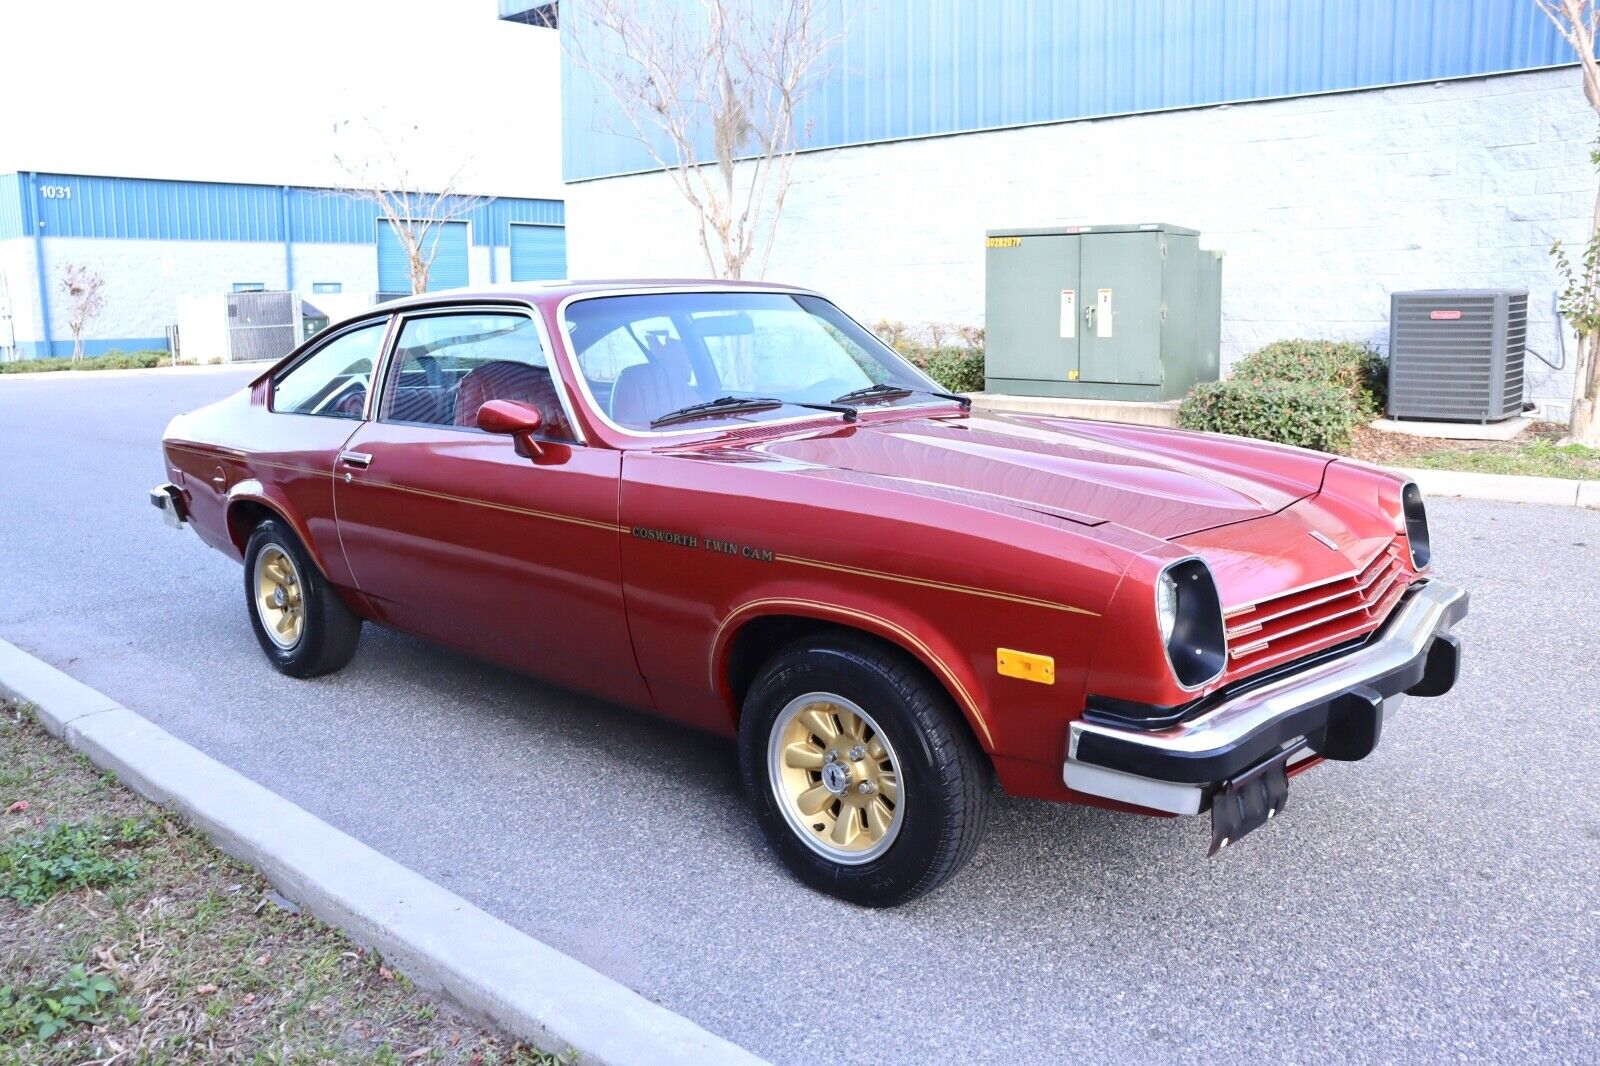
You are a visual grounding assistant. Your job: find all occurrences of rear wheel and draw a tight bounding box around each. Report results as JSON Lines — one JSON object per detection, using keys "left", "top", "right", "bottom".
{"left": 243, "top": 518, "right": 361, "bottom": 677}
{"left": 738, "top": 634, "right": 992, "bottom": 907}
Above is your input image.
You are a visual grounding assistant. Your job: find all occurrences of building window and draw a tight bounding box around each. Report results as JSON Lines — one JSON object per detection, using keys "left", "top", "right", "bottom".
{"left": 312, "top": 282, "right": 342, "bottom": 294}
{"left": 232, "top": 282, "right": 266, "bottom": 293}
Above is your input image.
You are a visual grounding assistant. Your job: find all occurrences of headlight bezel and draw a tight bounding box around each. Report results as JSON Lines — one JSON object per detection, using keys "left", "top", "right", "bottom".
{"left": 1156, "top": 557, "right": 1228, "bottom": 691}
{"left": 1400, "top": 481, "right": 1430, "bottom": 570}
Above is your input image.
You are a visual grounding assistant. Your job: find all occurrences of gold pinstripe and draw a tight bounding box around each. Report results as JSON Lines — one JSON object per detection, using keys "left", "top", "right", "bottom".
{"left": 773, "top": 554, "right": 1098, "bottom": 617}
{"left": 173, "top": 446, "right": 1096, "bottom": 618}
{"left": 354, "top": 479, "right": 623, "bottom": 533}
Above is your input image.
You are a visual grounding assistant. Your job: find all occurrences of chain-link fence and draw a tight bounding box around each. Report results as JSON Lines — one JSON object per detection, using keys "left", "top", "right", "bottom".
{"left": 226, "top": 290, "right": 300, "bottom": 362}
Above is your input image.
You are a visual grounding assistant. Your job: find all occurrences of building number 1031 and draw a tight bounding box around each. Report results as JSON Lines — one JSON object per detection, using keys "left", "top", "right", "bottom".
{"left": 39, "top": 185, "right": 72, "bottom": 200}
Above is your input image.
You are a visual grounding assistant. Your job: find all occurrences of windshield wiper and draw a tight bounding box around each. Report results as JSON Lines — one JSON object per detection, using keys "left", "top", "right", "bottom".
{"left": 650, "top": 395, "right": 859, "bottom": 429}
{"left": 651, "top": 396, "right": 784, "bottom": 428}
{"left": 831, "top": 382, "right": 972, "bottom": 409}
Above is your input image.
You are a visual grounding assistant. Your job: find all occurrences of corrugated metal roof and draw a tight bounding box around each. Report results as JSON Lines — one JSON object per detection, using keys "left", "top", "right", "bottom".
{"left": 562, "top": 0, "right": 1572, "bottom": 181}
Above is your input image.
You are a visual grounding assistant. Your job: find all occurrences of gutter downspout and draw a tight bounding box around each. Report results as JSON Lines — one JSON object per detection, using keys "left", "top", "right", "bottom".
{"left": 280, "top": 186, "right": 295, "bottom": 292}
{"left": 25, "top": 173, "right": 52, "bottom": 358}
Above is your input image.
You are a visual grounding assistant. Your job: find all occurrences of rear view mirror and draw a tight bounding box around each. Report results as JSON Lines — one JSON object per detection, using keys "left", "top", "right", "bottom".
{"left": 477, "top": 399, "right": 545, "bottom": 459}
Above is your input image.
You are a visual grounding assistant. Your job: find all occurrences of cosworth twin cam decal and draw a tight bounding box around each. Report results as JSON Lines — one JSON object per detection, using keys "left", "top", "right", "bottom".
{"left": 630, "top": 525, "right": 775, "bottom": 563}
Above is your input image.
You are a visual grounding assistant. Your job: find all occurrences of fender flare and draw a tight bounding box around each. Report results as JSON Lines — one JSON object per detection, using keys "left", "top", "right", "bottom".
{"left": 224, "top": 480, "right": 340, "bottom": 582}
{"left": 708, "top": 596, "right": 996, "bottom": 751}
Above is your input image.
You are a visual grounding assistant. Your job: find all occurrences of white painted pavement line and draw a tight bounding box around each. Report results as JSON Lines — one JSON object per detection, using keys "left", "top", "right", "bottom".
{"left": 0, "top": 636, "right": 766, "bottom": 1066}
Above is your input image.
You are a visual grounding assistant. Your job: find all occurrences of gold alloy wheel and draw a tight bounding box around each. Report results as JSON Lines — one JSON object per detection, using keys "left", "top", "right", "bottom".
{"left": 253, "top": 545, "right": 305, "bottom": 650}
{"left": 768, "top": 692, "right": 904, "bottom": 864}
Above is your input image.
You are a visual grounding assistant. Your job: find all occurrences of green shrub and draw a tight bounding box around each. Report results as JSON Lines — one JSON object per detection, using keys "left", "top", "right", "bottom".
{"left": 869, "top": 320, "right": 986, "bottom": 393}
{"left": 0, "top": 350, "right": 169, "bottom": 374}
{"left": 1230, "top": 339, "right": 1387, "bottom": 416}
{"left": 910, "top": 346, "right": 985, "bottom": 393}
{"left": 1179, "top": 378, "right": 1355, "bottom": 453}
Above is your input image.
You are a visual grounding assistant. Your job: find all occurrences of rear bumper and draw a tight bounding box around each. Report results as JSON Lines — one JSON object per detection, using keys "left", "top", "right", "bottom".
{"left": 149, "top": 483, "right": 188, "bottom": 528}
{"left": 1065, "top": 579, "right": 1468, "bottom": 815}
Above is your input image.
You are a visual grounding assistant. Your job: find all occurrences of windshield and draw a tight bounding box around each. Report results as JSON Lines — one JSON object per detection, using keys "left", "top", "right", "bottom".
{"left": 562, "top": 291, "right": 939, "bottom": 430}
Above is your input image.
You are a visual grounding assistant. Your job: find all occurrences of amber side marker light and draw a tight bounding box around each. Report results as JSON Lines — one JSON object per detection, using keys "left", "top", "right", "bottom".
{"left": 996, "top": 648, "right": 1056, "bottom": 685}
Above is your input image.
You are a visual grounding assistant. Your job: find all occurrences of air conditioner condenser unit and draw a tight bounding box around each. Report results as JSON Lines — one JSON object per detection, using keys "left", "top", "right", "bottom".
{"left": 1387, "top": 289, "right": 1526, "bottom": 423}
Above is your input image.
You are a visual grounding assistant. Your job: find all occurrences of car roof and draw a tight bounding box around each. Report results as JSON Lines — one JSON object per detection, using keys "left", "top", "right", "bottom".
{"left": 378, "top": 278, "right": 820, "bottom": 310}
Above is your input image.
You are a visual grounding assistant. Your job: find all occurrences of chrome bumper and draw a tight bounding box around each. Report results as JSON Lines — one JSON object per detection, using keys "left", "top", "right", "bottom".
{"left": 1065, "top": 580, "right": 1468, "bottom": 816}
{"left": 149, "top": 483, "right": 188, "bottom": 528}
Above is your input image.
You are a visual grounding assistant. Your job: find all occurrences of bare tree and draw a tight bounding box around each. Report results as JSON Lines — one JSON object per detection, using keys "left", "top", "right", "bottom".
{"left": 334, "top": 118, "right": 494, "bottom": 295}
{"left": 59, "top": 263, "right": 105, "bottom": 362}
{"left": 565, "top": 0, "right": 840, "bottom": 279}
{"left": 1536, "top": 0, "right": 1600, "bottom": 445}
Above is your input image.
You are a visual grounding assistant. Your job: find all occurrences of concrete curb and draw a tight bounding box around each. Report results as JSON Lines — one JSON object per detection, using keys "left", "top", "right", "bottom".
{"left": 1393, "top": 467, "right": 1600, "bottom": 510}
{"left": 0, "top": 637, "right": 764, "bottom": 1066}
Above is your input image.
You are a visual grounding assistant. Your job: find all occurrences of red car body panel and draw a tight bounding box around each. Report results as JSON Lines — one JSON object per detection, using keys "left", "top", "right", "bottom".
{"left": 160, "top": 283, "right": 1426, "bottom": 813}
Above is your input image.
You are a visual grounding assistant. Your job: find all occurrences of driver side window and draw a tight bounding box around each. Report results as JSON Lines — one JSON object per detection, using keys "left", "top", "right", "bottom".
{"left": 272, "top": 321, "right": 387, "bottom": 419}
{"left": 379, "top": 312, "right": 575, "bottom": 441}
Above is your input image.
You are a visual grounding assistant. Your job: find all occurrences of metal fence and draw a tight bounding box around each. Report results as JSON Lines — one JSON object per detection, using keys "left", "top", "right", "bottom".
{"left": 226, "top": 290, "right": 299, "bottom": 362}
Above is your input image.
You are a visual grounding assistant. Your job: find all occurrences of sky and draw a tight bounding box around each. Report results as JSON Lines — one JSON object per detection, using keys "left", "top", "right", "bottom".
{"left": 0, "top": 1, "right": 564, "bottom": 198}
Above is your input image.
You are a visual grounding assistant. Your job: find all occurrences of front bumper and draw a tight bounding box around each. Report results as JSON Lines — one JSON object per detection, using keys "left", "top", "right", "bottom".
{"left": 1064, "top": 579, "right": 1468, "bottom": 817}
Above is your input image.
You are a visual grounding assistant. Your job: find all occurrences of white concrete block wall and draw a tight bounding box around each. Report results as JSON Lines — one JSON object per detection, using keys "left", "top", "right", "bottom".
{"left": 12, "top": 239, "right": 387, "bottom": 355}
{"left": 0, "top": 237, "right": 39, "bottom": 351}
{"left": 290, "top": 244, "right": 378, "bottom": 303}
{"left": 469, "top": 245, "right": 493, "bottom": 288}
{"left": 565, "top": 67, "right": 1594, "bottom": 421}
{"left": 36, "top": 237, "right": 291, "bottom": 348}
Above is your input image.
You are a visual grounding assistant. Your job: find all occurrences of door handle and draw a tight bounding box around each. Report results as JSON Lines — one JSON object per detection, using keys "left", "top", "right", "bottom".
{"left": 338, "top": 450, "right": 372, "bottom": 468}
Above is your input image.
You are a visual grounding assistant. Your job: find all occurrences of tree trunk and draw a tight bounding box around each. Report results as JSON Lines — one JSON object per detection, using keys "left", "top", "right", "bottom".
{"left": 1573, "top": 179, "right": 1600, "bottom": 447}
{"left": 1572, "top": 397, "right": 1600, "bottom": 446}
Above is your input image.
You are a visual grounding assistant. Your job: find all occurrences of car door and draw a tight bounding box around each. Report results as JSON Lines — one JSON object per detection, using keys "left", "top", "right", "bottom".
{"left": 331, "top": 306, "right": 650, "bottom": 709}
{"left": 258, "top": 315, "right": 393, "bottom": 587}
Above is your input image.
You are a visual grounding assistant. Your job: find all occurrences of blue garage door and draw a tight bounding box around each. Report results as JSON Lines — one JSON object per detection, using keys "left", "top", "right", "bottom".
{"left": 377, "top": 220, "right": 469, "bottom": 296}
{"left": 509, "top": 223, "right": 567, "bottom": 281}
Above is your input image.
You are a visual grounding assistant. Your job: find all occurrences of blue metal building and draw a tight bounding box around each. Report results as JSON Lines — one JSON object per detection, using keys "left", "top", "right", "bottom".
{"left": 560, "top": 0, "right": 1572, "bottom": 182}
{"left": 0, "top": 172, "right": 566, "bottom": 359}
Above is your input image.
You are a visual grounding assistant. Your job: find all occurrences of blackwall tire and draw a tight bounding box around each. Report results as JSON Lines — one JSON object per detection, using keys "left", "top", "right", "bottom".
{"left": 738, "top": 633, "right": 993, "bottom": 907}
{"left": 243, "top": 518, "right": 361, "bottom": 678}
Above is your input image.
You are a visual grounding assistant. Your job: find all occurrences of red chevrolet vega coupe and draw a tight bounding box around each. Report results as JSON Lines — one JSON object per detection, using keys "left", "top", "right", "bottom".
{"left": 154, "top": 281, "right": 1467, "bottom": 906}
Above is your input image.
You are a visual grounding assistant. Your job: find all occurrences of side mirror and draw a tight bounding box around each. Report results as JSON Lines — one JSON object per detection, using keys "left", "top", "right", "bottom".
{"left": 476, "top": 399, "right": 545, "bottom": 459}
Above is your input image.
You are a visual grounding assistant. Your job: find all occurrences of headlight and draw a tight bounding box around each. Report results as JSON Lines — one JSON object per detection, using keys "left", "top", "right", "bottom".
{"left": 1158, "top": 558, "right": 1227, "bottom": 690}
{"left": 1156, "top": 571, "right": 1178, "bottom": 644}
{"left": 1401, "top": 481, "right": 1430, "bottom": 570}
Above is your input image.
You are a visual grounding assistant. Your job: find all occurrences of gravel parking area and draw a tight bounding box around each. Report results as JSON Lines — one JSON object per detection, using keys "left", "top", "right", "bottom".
{"left": 1, "top": 367, "right": 1597, "bottom": 1063}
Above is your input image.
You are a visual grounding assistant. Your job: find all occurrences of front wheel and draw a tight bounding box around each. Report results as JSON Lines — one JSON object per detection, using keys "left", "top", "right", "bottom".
{"left": 738, "top": 634, "right": 993, "bottom": 907}
{"left": 243, "top": 518, "right": 361, "bottom": 678}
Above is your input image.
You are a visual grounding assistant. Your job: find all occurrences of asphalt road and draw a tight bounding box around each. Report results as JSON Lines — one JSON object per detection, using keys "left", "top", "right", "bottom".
{"left": 2, "top": 366, "right": 1598, "bottom": 1063}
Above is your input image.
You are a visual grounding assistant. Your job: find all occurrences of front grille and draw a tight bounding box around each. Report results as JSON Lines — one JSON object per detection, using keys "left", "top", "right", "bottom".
{"left": 1223, "top": 538, "right": 1412, "bottom": 674}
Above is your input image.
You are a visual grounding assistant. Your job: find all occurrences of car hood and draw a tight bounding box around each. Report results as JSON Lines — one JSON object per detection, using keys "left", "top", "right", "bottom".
{"left": 747, "top": 410, "right": 1334, "bottom": 540}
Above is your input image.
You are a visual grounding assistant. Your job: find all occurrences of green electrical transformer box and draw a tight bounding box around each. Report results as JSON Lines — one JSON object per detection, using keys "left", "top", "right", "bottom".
{"left": 984, "top": 223, "right": 1222, "bottom": 401}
